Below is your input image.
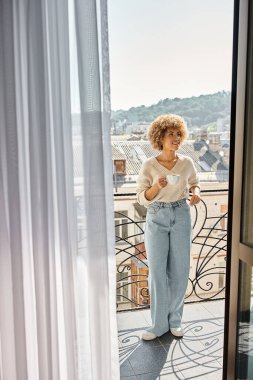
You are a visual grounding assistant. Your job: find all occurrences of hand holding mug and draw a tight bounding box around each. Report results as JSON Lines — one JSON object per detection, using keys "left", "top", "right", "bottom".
{"left": 156, "top": 176, "right": 168, "bottom": 189}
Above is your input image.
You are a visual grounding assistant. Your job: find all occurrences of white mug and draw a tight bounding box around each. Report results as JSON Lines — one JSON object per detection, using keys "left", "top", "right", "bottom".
{"left": 166, "top": 174, "right": 180, "bottom": 185}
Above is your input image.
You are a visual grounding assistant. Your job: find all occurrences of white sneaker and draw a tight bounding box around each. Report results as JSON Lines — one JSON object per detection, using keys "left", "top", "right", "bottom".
{"left": 142, "top": 331, "right": 157, "bottom": 340}
{"left": 170, "top": 327, "right": 184, "bottom": 337}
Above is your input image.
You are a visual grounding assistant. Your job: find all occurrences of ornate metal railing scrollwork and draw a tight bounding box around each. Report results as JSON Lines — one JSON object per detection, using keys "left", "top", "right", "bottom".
{"left": 114, "top": 190, "right": 228, "bottom": 311}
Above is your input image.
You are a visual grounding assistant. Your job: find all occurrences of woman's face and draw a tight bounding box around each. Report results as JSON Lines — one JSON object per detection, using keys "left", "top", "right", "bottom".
{"left": 161, "top": 128, "right": 182, "bottom": 151}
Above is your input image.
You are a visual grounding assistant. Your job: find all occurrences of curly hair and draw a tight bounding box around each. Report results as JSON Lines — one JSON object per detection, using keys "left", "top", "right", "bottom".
{"left": 147, "top": 114, "right": 188, "bottom": 151}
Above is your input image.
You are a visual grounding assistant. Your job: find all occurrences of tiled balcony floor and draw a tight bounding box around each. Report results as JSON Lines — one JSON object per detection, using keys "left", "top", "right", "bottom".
{"left": 117, "top": 300, "right": 225, "bottom": 380}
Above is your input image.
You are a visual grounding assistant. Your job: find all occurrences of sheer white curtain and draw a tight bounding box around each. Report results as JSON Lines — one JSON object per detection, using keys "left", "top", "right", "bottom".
{"left": 0, "top": 0, "right": 119, "bottom": 379}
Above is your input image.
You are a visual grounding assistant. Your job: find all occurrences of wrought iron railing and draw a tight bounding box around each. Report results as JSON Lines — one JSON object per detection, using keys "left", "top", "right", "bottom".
{"left": 114, "top": 189, "right": 228, "bottom": 311}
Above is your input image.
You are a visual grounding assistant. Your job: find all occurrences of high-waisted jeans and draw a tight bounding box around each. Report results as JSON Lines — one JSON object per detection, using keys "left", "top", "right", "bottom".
{"left": 144, "top": 198, "right": 192, "bottom": 336}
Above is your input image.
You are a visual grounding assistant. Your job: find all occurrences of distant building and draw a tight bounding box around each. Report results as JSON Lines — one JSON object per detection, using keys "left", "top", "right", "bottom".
{"left": 190, "top": 128, "right": 208, "bottom": 142}
{"left": 208, "top": 132, "right": 222, "bottom": 152}
{"left": 110, "top": 139, "right": 229, "bottom": 190}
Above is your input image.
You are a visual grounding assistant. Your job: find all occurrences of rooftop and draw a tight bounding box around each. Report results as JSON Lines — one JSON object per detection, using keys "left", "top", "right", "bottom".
{"left": 111, "top": 140, "right": 228, "bottom": 176}
{"left": 72, "top": 137, "right": 228, "bottom": 180}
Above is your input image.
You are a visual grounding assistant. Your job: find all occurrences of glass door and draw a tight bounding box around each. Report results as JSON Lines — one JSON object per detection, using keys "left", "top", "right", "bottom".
{"left": 226, "top": 0, "right": 253, "bottom": 379}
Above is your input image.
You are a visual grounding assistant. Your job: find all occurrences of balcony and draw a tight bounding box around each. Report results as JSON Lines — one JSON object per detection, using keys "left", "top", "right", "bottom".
{"left": 114, "top": 189, "right": 227, "bottom": 379}
{"left": 118, "top": 300, "right": 224, "bottom": 379}
{"left": 75, "top": 188, "right": 227, "bottom": 378}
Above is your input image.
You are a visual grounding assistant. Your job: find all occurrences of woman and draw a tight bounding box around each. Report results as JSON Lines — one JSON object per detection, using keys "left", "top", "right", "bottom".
{"left": 136, "top": 114, "right": 201, "bottom": 340}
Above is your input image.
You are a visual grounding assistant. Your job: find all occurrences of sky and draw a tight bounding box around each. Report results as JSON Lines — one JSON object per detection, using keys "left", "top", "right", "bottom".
{"left": 108, "top": 0, "right": 234, "bottom": 111}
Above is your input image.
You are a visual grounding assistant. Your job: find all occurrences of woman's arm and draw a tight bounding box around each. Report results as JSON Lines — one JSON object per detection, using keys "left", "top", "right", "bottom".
{"left": 189, "top": 185, "right": 201, "bottom": 206}
{"left": 136, "top": 159, "right": 169, "bottom": 205}
{"left": 188, "top": 157, "right": 201, "bottom": 206}
{"left": 189, "top": 185, "right": 200, "bottom": 194}
{"left": 145, "top": 176, "right": 167, "bottom": 201}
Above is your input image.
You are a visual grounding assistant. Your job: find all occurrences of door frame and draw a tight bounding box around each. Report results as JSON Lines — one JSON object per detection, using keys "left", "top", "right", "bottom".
{"left": 223, "top": 0, "right": 251, "bottom": 378}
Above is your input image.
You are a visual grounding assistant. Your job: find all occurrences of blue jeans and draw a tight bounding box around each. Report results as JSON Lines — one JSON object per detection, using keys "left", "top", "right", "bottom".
{"left": 144, "top": 199, "right": 192, "bottom": 336}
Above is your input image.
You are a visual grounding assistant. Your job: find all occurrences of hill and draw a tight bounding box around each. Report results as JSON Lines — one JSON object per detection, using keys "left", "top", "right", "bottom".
{"left": 111, "top": 91, "right": 231, "bottom": 129}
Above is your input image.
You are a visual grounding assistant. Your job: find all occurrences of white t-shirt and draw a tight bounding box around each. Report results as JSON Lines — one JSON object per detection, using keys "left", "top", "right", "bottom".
{"left": 136, "top": 154, "right": 200, "bottom": 207}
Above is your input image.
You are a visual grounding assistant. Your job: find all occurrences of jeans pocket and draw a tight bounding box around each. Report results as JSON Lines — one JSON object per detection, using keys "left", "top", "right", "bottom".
{"left": 181, "top": 201, "right": 190, "bottom": 209}
{"left": 148, "top": 205, "right": 160, "bottom": 214}
{"left": 181, "top": 202, "right": 191, "bottom": 216}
